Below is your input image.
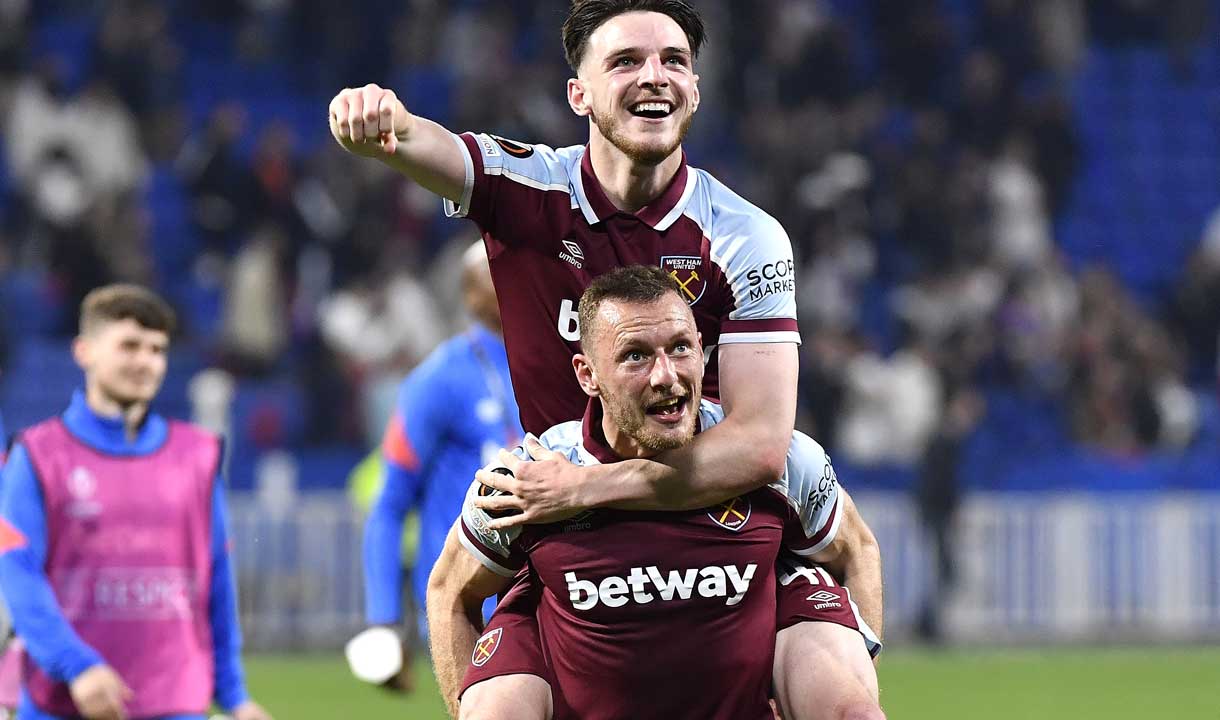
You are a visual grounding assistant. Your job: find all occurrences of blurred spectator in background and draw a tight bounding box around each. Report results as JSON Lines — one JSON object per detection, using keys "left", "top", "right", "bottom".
{"left": 875, "top": 0, "right": 955, "bottom": 106}
{"left": 7, "top": 66, "right": 146, "bottom": 201}
{"left": 989, "top": 132, "right": 1052, "bottom": 271}
{"left": 177, "top": 104, "right": 256, "bottom": 255}
{"left": 1069, "top": 268, "right": 1199, "bottom": 453}
{"left": 221, "top": 222, "right": 290, "bottom": 375}
{"left": 1032, "top": 0, "right": 1086, "bottom": 79}
{"left": 916, "top": 378, "right": 985, "bottom": 642}
{"left": 93, "top": 1, "right": 183, "bottom": 118}
{"left": 1171, "top": 208, "right": 1220, "bottom": 382}
{"left": 838, "top": 327, "right": 942, "bottom": 466}
{"left": 318, "top": 266, "right": 447, "bottom": 448}
{"left": 994, "top": 253, "right": 1079, "bottom": 390}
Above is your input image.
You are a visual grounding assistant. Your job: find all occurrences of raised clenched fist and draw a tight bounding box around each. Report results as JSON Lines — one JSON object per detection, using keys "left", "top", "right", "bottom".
{"left": 328, "top": 83, "right": 412, "bottom": 157}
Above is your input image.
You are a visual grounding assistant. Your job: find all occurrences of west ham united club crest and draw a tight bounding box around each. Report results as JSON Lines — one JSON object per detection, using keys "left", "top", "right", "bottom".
{"left": 660, "top": 256, "right": 707, "bottom": 305}
{"left": 472, "top": 627, "right": 503, "bottom": 667}
{"left": 708, "top": 497, "right": 751, "bottom": 531}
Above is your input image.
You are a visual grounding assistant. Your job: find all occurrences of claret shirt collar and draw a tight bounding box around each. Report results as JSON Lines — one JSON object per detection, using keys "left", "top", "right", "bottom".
{"left": 579, "top": 397, "right": 704, "bottom": 465}
{"left": 580, "top": 399, "right": 624, "bottom": 465}
{"left": 572, "top": 147, "right": 699, "bottom": 231}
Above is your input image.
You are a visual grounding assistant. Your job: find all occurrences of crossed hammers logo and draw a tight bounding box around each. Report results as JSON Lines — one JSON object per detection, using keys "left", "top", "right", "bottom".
{"left": 474, "top": 637, "right": 495, "bottom": 663}
{"left": 669, "top": 269, "right": 701, "bottom": 301}
{"left": 717, "top": 497, "right": 747, "bottom": 524}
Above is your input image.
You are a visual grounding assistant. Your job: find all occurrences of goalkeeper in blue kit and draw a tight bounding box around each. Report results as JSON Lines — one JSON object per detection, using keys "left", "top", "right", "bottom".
{"left": 346, "top": 243, "right": 520, "bottom": 690}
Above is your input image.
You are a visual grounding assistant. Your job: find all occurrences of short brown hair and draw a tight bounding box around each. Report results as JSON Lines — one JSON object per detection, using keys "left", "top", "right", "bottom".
{"left": 80, "top": 284, "right": 177, "bottom": 336}
{"left": 577, "top": 265, "right": 688, "bottom": 353}
{"left": 562, "top": 0, "right": 706, "bottom": 72}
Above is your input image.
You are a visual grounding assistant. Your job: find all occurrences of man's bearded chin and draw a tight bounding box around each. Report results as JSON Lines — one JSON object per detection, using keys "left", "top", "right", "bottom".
{"left": 593, "top": 108, "right": 693, "bottom": 166}
{"left": 604, "top": 384, "right": 701, "bottom": 454}
{"left": 636, "top": 421, "right": 696, "bottom": 453}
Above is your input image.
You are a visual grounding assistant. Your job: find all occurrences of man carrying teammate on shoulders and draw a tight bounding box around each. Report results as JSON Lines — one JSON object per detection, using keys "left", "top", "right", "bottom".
{"left": 429, "top": 267, "right": 882, "bottom": 720}
{"left": 329, "top": 1, "right": 882, "bottom": 718}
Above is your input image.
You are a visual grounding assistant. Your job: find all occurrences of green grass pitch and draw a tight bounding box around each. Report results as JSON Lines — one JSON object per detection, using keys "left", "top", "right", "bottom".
{"left": 244, "top": 647, "right": 1219, "bottom": 719}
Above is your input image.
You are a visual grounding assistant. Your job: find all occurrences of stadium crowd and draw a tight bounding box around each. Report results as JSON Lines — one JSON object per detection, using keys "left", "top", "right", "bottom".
{"left": 0, "top": 0, "right": 1217, "bottom": 491}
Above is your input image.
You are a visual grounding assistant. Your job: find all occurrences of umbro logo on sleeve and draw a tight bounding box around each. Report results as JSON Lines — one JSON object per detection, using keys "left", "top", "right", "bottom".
{"left": 559, "top": 239, "right": 584, "bottom": 268}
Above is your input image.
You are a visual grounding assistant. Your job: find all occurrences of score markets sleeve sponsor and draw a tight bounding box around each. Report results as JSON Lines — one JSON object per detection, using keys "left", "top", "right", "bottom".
{"left": 773, "top": 432, "right": 843, "bottom": 556}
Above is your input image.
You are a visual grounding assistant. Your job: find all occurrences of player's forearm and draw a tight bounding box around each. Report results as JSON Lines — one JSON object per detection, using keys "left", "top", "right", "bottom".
{"left": 820, "top": 530, "right": 884, "bottom": 642}
{"left": 425, "top": 593, "right": 484, "bottom": 718}
{"left": 210, "top": 480, "right": 250, "bottom": 710}
{"left": 0, "top": 453, "right": 104, "bottom": 681}
{"left": 209, "top": 554, "right": 250, "bottom": 710}
{"left": 426, "top": 526, "right": 505, "bottom": 718}
{"left": 0, "top": 548, "right": 103, "bottom": 681}
{"left": 843, "top": 539, "right": 883, "bottom": 641}
{"left": 812, "top": 492, "right": 884, "bottom": 640}
{"left": 590, "top": 412, "right": 791, "bottom": 511}
{"left": 362, "top": 478, "right": 415, "bottom": 624}
{"left": 380, "top": 116, "right": 467, "bottom": 204}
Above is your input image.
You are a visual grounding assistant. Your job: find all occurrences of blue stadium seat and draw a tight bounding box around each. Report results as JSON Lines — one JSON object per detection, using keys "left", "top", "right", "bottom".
{"left": 144, "top": 165, "right": 199, "bottom": 287}
{"left": 0, "top": 337, "right": 80, "bottom": 434}
{"left": 30, "top": 17, "right": 96, "bottom": 93}
{"left": 1063, "top": 43, "right": 1220, "bottom": 295}
{"left": 830, "top": 458, "right": 916, "bottom": 492}
{"left": 292, "top": 446, "right": 367, "bottom": 490}
{"left": 0, "top": 271, "right": 67, "bottom": 336}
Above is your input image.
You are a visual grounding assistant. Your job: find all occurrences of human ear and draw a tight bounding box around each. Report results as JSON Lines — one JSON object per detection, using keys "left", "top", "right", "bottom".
{"left": 573, "top": 354, "right": 600, "bottom": 397}
{"left": 567, "top": 77, "right": 592, "bottom": 117}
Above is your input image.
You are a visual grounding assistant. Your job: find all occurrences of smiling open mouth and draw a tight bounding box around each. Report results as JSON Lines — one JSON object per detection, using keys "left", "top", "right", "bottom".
{"left": 630, "top": 101, "right": 673, "bottom": 119}
{"left": 646, "top": 395, "right": 687, "bottom": 421}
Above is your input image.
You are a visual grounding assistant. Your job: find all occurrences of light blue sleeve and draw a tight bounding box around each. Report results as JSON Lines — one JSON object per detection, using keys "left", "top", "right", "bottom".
{"left": 779, "top": 431, "right": 843, "bottom": 556}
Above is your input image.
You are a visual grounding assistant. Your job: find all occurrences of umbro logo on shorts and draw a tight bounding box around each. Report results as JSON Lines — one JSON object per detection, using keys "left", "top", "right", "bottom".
{"left": 806, "top": 589, "right": 843, "bottom": 610}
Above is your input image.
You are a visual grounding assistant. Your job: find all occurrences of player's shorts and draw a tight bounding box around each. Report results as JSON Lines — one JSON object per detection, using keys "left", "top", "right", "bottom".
{"left": 460, "top": 577, "right": 552, "bottom": 700}
{"left": 776, "top": 552, "right": 883, "bottom": 657}
{"left": 461, "top": 555, "right": 882, "bottom": 707}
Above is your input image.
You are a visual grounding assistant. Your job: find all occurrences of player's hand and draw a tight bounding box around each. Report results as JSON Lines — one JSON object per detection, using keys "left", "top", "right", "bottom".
{"left": 69, "top": 664, "right": 132, "bottom": 720}
{"left": 230, "top": 699, "right": 274, "bottom": 720}
{"left": 328, "top": 83, "right": 412, "bottom": 158}
{"left": 473, "top": 438, "right": 587, "bottom": 529}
